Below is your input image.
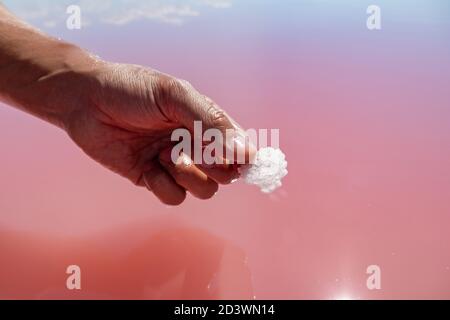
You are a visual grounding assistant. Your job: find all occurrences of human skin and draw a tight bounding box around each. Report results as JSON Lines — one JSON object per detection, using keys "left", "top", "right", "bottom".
{"left": 0, "top": 4, "right": 255, "bottom": 205}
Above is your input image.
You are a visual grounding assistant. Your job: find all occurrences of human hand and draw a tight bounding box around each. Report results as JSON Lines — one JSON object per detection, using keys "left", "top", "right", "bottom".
{"left": 61, "top": 61, "right": 255, "bottom": 205}
{"left": 0, "top": 5, "right": 255, "bottom": 205}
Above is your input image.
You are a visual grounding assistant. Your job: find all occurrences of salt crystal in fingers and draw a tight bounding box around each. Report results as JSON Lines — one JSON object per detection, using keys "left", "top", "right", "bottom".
{"left": 240, "top": 147, "right": 288, "bottom": 193}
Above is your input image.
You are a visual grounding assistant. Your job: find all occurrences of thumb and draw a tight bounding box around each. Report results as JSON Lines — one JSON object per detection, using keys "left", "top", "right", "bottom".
{"left": 164, "top": 78, "right": 256, "bottom": 164}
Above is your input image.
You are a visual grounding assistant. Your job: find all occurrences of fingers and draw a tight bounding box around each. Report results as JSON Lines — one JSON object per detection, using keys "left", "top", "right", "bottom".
{"left": 158, "top": 76, "right": 256, "bottom": 164}
{"left": 142, "top": 150, "right": 236, "bottom": 205}
{"left": 197, "top": 162, "right": 240, "bottom": 185}
{"left": 168, "top": 78, "right": 234, "bottom": 134}
{"left": 159, "top": 149, "right": 219, "bottom": 200}
{"left": 143, "top": 163, "right": 186, "bottom": 206}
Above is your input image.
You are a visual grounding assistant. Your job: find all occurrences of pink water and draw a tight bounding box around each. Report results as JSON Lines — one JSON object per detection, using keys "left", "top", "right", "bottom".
{"left": 1, "top": 0, "right": 450, "bottom": 299}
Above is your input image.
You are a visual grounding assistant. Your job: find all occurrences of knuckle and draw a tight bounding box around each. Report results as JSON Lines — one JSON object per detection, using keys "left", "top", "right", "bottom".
{"left": 156, "top": 73, "right": 177, "bottom": 92}
{"left": 152, "top": 75, "right": 187, "bottom": 117}
{"left": 160, "top": 77, "right": 191, "bottom": 94}
{"left": 156, "top": 76, "right": 193, "bottom": 105}
{"left": 178, "top": 79, "right": 193, "bottom": 89}
{"left": 207, "top": 105, "right": 228, "bottom": 127}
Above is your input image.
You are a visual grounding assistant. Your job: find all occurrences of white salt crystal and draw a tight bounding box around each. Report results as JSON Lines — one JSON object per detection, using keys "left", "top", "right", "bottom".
{"left": 240, "top": 147, "right": 288, "bottom": 193}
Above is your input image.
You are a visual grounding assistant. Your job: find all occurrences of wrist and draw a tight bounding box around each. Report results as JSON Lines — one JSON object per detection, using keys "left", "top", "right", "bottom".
{"left": 35, "top": 42, "right": 106, "bottom": 130}
{"left": 0, "top": 35, "right": 104, "bottom": 129}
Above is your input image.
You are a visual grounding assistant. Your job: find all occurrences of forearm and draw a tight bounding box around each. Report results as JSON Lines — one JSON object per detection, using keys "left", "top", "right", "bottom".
{"left": 0, "top": 5, "right": 97, "bottom": 129}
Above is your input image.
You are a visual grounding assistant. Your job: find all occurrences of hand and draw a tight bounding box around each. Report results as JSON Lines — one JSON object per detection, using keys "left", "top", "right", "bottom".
{"left": 61, "top": 61, "right": 255, "bottom": 205}
{"left": 0, "top": 5, "right": 255, "bottom": 205}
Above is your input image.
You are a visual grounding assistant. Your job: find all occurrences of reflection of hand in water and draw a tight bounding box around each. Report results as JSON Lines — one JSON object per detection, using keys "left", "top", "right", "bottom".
{"left": 0, "top": 5, "right": 255, "bottom": 205}
{"left": 0, "top": 3, "right": 254, "bottom": 301}
{"left": 0, "top": 221, "right": 253, "bottom": 299}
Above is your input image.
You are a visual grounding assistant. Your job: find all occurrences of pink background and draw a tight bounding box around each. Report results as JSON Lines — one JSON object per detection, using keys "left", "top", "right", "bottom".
{"left": 1, "top": 0, "right": 450, "bottom": 299}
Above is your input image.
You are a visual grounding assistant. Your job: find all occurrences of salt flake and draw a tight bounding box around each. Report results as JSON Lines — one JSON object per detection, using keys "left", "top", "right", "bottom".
{"left": 240, "top": 147, "right": 288, "bottom": 193}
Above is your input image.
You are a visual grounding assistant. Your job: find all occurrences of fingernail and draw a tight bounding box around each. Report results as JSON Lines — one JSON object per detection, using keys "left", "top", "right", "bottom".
{"left": 233, "top": 130, "right": 257, "bottom": 164}
{"left": 233, "top": 131, "right": 247, "bottom": 149}
{"left": 178, "top": 153, "right": 193, "bottom": 167}
{"left": 230, "top": 177, "right": 239, "bottom": 184}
